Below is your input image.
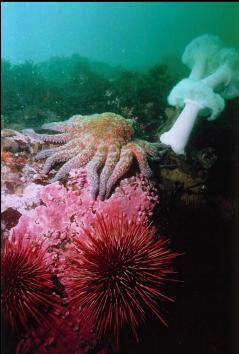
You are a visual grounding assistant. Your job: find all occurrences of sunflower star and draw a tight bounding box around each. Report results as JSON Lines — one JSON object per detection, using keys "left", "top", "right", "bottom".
{"left": 34, "top": 112, "right": 161, "bottom": 199}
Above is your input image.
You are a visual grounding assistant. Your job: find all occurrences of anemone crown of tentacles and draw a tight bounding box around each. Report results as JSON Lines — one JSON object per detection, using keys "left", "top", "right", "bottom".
{"left": 35, "top": 112, "right": 159, "bottom": 199}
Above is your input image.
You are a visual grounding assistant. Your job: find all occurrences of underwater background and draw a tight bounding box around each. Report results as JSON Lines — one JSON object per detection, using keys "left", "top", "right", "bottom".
{"left": 1, "top": 2, "right": 239, "bottom": 354}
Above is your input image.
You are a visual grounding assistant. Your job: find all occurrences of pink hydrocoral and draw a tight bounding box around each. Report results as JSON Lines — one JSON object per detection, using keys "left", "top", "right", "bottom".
{"left": 13, "top": 168, "right": 159, "bottom": 244}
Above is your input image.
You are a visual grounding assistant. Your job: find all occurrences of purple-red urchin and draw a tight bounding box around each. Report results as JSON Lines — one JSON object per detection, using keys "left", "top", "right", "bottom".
{"left": 1, "top": 232, "right": 56, "bottom": 335}
{"left": 63, "top": 213, "right": 179, "bottom": 347}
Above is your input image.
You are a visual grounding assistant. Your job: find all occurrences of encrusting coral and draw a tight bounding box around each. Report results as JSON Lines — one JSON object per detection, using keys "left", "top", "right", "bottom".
{"left": 12, "top": 169, "right": 159, "bottom": 252}
{"left": 31, "top": 112, "right": 161, "bottom": 199}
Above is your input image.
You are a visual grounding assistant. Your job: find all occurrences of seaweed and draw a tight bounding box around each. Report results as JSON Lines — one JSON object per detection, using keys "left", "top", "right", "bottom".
{"left": 1, "top": 56, "right": 176, "bottom": 139}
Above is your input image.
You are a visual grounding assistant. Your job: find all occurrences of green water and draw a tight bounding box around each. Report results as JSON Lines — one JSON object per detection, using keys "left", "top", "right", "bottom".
{"left": 1, "top": 2, "right": 239, "bottom": 132}
{"left": 2, "top": 2, "right": 239, "bottom": 70}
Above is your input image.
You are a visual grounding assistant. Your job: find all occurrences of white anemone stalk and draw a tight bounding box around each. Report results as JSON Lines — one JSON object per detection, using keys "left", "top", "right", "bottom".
{"left": 160, "top": 79, "right": 225, "bottom": 155}
{"left": 160, "top": 99, "right": 202, "bottom": 155}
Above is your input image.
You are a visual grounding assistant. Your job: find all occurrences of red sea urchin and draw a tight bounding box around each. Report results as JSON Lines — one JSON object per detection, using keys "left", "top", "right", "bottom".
{"left": 1, "top": 232, "right": 55, "bottom": 334}
{"left": 63, "top": 213, "right": 179, "bottom": 347}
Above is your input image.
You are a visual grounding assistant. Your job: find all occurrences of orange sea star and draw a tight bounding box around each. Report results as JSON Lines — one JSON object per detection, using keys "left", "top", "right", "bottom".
{"left": 34, "top": 112, "right": 161, "bottom": 199}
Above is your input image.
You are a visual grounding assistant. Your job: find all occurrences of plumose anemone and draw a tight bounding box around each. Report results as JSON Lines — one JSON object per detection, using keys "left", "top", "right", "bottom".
{"left": 160, "top": 34, "right": 239, "bottom": 155}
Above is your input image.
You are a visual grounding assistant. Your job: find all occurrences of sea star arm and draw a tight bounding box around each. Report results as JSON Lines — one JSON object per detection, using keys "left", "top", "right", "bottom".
{"left": 34, "top": 139, "right": 85, "bottom": 161}
{"left": 86, "top": 146, "right": 107, "bottom": 199}
{"left": 138, "top": 140, "right": 172, "bottom": 161}
{"left": 98, "top": 145, "right": 121, "bottom": 200}
{"left": 23, "top": 130, "right": 72, "bottom": 144}
{"left": 34, "top": 133, "right": 71, "bottom": 144}
{"left": 42, "top": 115, "right": 85, "bottom": 134}
{"left": 43, "top": 147, "right": 81, "bottom": 175}
{"left": 34, "top": 147, "right": 64, "bottom": 161}
{"left": 127, "top": 143, "right": 152, "bottom": 178}
{"left": 135, "top": 140, "right": 159, "bottom": 158}
{"left": 51, "top": 146, "right": 96, "bottom": 182}
{"left": 105, "top": 146, "right": 133, "bottom": 198}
